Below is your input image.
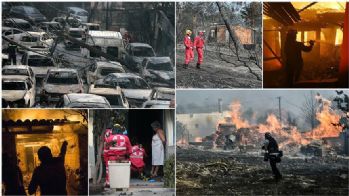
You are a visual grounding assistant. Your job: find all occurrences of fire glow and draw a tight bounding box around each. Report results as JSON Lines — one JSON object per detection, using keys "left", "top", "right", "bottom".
{"left": 215, "top": 95, "right": 343, "bottom": 150}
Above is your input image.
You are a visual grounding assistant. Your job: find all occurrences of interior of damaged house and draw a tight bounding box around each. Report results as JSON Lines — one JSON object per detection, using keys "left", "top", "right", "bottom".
{"left": 2, "top": 109, "right": 88, "bottom": 195}
{"left": 263, "top": 2, "right": 348, "bottom": 88}
{"left": 1, "top": 0, "right": 349, "bottom": 196}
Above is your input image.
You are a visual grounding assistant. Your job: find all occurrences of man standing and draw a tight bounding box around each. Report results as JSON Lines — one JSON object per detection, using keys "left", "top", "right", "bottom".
{"left": 262, "top": 132, "right": 282, "bottom": 181}
{"left": 183, "top": 30, "right": 194, "bottom": 69}
{"left": 28, "top": 141, "right": 68, "bottom": 195}
{"left": 103, "top": 124, "right": 132, "bottom": 187}
{"left": 284, "top": 29, "right": 314, "bottom": 87}
{"left": 7, "top": 39, "right": 18, "bottom": 65}
{"left": 194, "top": 31, "right": 205, "bottom": 69}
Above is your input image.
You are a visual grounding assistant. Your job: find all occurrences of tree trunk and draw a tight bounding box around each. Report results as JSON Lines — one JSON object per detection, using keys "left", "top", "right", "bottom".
{"left": 216, "top": 2, "right": 241, "bottom": 60}
{"left": 92, "top": 110, "right": 109, "bottom": 185}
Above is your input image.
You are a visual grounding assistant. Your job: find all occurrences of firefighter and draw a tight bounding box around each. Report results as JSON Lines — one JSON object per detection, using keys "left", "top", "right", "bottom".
{"left": 284, "top": 29, "right": 314, "bottom": 87}
{"left": 7, "top": 39, "right": 18, "bottom": 65}
{"left": 194, "top": 31, "right": 205, "bottom": 69}
{"left": 103, "top": 124, "right": 132, "bottom": 187}
{"left": 130, "top": 143, "right": 147, "bottom": 179}
{"left": 262, "top": 132, "right": 282, "bottom": 181}
{"left": 183, "top": 29, "right": 194, "bottom": 69}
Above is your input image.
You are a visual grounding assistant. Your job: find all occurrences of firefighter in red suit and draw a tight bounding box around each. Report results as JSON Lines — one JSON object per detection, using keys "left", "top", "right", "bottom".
{"left": 183, "top": 29, "right": 194, "bottom": 69}
{"left": 194, "top": 31, "right": 205, "bottom": 69}
{"left": 103, "top": 124, "right": 132, "bottom": 187}
{"left": 130, "top": 144, "right": 147, "bottom": 178}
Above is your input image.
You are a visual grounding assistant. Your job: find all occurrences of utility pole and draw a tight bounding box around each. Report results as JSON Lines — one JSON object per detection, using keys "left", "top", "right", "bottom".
{"left": 105, "top": 2, "right": 109, "bottom": 30}
{"left": 277, "top": 96, "right": 282, "bottom": 123}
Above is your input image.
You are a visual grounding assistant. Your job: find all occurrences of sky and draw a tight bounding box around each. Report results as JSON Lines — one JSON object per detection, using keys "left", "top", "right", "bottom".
{"left": 176, "top": 89, "right": 346, "bottom": 115}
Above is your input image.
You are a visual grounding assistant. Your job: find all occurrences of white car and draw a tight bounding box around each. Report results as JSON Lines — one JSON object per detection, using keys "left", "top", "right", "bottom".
{"left": 19, "top": 32, "right": 53, "bottom": 52}
{"left": 142, "top": 87, "right": 175, "bottom": 108}
{"left": 21, "top": 51, "right": 56, "bottom": 80}
{"left": 82, "top": 30, "right": 125, "bottom": 60}
{"left": 2, "top": 27, "right": 26, "bottom": 48}
{"left": 88, "top": 80, "right": 129, "bottom": 108}
{"left": 2, "top": 65, "right": 36, "bottom": 84}
{"left": 103, "top": 73, "right": 152, "bottom": 108}
{"left": 66, "top": 7, "right": 88, "bottom": 23}
{"left": 86, "top": 61, "right": 125, "bottom": 84}
{"left": 42, "top": 68, "right": 84, "bottom": 102}
{"left": 81, "top": 23, "right": 100, "bottom": 31}
{"left": 2, "top": 75, "right": 36, "bottom": 107}
{"left": 140, "top": 57, "right": 175, "bottom": 88}
{"left": 64, "top": 27, "right": 84, "bottom": 49}
{"left": 58, "top": 93, "right": 111, "bottom": 108}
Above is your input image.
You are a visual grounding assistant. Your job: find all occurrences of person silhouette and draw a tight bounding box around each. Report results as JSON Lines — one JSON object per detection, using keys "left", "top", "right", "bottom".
{"left": 28, "top": 141, "right": 68, "bottom": 195}
{"left": 2, "top": 153, "right": 26, "bottom": 195}
{"left": 284, "top": 29, "right": 314, "bottom": 87}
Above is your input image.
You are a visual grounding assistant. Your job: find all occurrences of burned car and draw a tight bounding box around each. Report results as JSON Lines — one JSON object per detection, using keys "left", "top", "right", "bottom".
{"left": 18, "top": 32, "right": 53, "bottom": 52}
{"left": 88, "top": 80, "right": 129, "bottom": 108}
{"left": 9, "top": 6, "right": 47, "bottom": 24}
{"left": 2, "top": 75, "right": 36, "bottom": 108}
{"left": 82, "top": 30, "right": 124, "bottom": 60}
{"left": 103, "top": 73, "right": 152, "bottom": 107}
{"left": 124, "top": 43, "right": 155, "bottom": 71}
{"left": 142, "top": 87, "right": 175, "bottom": 108}
{"left": 38, "top": 22, "right": 62, "bottom": 37}
{"left": 2, "top": 27, "right": 26, "bottom": 49}
{"left": 21, "top": 51, "right": 56, "bottom": 81}
{"left": 86, "top": 61, "right": 125, "bottom": 84}
{"left": 3, "top": 18, "right": 32, "bottom": 31}
{"left": 66, "top": 7, "right": 88, "bottom": 23}
{"left": 42, "top": 68, "right": 84, "bottom": 102}
{"left": 58, "top": 93, "right": 111, "bottom": 108}
{"left": 140, "top": 57, "right": 174, "bottom": 88}
{"left": 51, "top": 16, "right": 81, "bottom": 28}
{"left": 2, "top": 65, "right": 36, "bottom": 84}
{"left": 64, "top": 27, "right": 84, "bottom": 49}
{"left": 81, "top": 23, "right": 100, "bottom": 31}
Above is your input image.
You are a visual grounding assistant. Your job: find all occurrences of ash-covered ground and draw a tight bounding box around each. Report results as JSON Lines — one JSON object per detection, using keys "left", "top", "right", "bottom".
{"left": 176, "top": 148, "right": 349, "bottom": 196}
{"left": 176, "top": 44, "right": 262, "bottom": 88}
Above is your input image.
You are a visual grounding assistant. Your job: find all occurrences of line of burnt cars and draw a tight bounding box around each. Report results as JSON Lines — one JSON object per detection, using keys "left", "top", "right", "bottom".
{"left": 2, "top": 5, "right": 175, "bottom": 109}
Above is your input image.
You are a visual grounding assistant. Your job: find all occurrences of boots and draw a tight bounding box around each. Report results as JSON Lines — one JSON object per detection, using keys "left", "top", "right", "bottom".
{"left": 196, "top": 63, "right": 201, "bottom": 69}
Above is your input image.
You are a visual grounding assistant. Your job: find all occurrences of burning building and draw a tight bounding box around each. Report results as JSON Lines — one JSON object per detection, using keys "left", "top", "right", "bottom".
{"left": 2, "top": 109, "right": 88, "bottom": 195}
{"left": 263, "top": 2, "right": 348, "bottom": 88}
{"left": 191, "top": 94, "right": 347, "bottom": 156}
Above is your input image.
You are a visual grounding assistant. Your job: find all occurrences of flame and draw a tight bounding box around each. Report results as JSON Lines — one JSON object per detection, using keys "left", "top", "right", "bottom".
{"left": 195, "top": 137, "right": 203, "bottom": 142}
{"left": 212, "top": 96, "right": 344, "bottom": 152}
{"left": 177, "top": 138, "right": 188, "bottom": 146}
{"left": 217, "top": 101, "right": 250, "bottom": 129}
{"left": 305, "top": 96, "right": 342, "bottom": 139}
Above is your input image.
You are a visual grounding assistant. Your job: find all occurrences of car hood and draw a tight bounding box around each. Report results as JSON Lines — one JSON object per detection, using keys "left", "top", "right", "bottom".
{"left": 31, "top": 67, "right": 53, "bottom": 76}
{"left": 44, "top": 84, "right": 81, "bottom": 94}
{"left": 2, "top": 90, "right": 26, "bottom": 101}
{"left": 143, "top": 100, "right": 170, "bottom": 107}
{"left": 148, "top": 70, "right": 174, "bottom": 80}
{"left": 123, "top": 89, "right": 152, "bottom": 100}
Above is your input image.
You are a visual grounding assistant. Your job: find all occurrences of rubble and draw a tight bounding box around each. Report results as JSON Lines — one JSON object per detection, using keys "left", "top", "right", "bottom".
{"left": 176, "top": 148, "right": 349, "bottom": 195}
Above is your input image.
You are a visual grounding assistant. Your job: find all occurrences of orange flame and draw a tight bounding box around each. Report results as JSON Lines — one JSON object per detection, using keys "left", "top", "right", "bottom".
{"left": 213, "top": 97, "right": 344, "bottom": 151}
{"left": 195, "top": 137, "right": 203, "bottom": 142}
